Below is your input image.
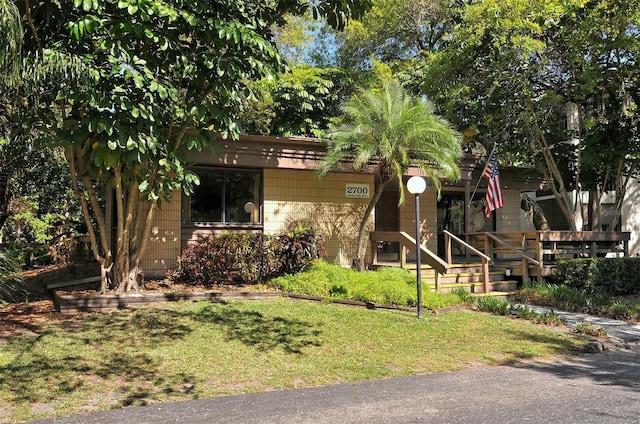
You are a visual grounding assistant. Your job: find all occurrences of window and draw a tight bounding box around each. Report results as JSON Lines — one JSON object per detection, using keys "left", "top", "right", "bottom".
{"left": 184, "top": 167, "right": 262, "bottom": 224}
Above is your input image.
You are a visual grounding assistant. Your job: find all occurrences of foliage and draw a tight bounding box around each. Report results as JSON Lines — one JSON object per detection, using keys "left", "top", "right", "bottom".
{"left": 602, "top": 300, "right": 637, "bottom": 321}
{"left": 475, "top": 296, "right": 511, "bottom": 316}
{"left": 555, "top": 258, "right": 640, "bottom": 296}
{"left": 239, "top": 65, "right": 345, "bottom": 137}
{"left": 336, "top": 0, "right": 460, "bottom": 70}
{"left": 2, "top": 0, "right": 371, "bottom": 293}
{"left": 172, "top": 231, "right": 325, "bottom": 286}
{"left": 420, "top": 0, "right": 640, "bottom": 230}
{"left": 270, "top": 261, "right": 464, "bottom": 309}
{"left": 574, "top": 322, "right": 608, "bottom": 338}
{"left": 279, "top": 225, "right": 327, "bottom": 273}
{"left": 513, "top": 280, "right": 640, "bottom": 322}
{"left": 449, "top": 286, "right": 474, "bottom": 304}
{"left": 475, "top": 296, "right": 567, "bottom": 325}
{"left": 535, "top": 310, "right": 567, "bottom": 326}
{"left": 1, "top": 198, "right": 60, "bottom": 245}
{"left": 0, "top": 249, "right": 25, "bottom": 303}
{"left": 317, "top": 77, "right": 462, "bottom": 270}
{"left": 511, "top": 304, "right": 539, "bottom": 321}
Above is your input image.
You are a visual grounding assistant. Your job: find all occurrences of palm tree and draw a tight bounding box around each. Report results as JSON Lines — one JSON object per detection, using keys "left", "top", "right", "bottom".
{"left": 317, "top": 78, "right": 462, "bottom": 271}
{"left": 0, "top": 0, "right": 22, "bottom": 87}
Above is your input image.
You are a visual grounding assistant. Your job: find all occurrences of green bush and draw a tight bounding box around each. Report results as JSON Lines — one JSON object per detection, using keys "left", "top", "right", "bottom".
{"left": 172, "top": 230, "right": 325, "bottom": 286}
{"left": 475, "top": 296, "right": 511, "bottom": 315}
{"left": 0, "top": 251, "right": 26, "bottom": 303}
{"left": 555, "top": 257, "right": 640, "bottom": 296}
{"left": 574, "top": 322, "right": 608, "bottom": 337}
{"left": 535, "top": 310, "right": 566, "bottom": 326}
{"left": 271, "top": 261, "right": 463, "bottom": 309}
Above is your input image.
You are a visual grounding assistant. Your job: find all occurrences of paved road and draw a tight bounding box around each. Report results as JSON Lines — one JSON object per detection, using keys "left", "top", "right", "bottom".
{"left": 31, "top": 310, "right": 640, "bottom": 424}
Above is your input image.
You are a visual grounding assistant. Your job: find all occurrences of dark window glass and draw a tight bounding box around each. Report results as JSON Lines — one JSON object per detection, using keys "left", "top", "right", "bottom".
{"left": 187, "top": 168, "right": 261, "bottom": 224}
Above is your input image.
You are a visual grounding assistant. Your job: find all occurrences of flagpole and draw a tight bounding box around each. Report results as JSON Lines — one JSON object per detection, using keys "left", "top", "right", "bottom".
{"left": 470, "top": 143, "right": 497, "bottom": 205}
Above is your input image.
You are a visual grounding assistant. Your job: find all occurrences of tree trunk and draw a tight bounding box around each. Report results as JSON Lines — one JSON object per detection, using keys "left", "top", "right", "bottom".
{"left": 529, "top": 129, "right": 578, "bottom": 232}
{"left": 353, "top": 181, "right": 386, "bottom": 272}
{"left": 0, "top": 169, "right": 10, "bottom": 233}
{"left": 67, "top": 140, "right": 161, "bottom": 293}
{"left": 66, "top": 144, "right": 113, "bottom": 293}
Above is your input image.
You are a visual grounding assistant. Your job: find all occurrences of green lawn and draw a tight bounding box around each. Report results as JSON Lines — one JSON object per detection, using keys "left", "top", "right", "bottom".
{"left": 1, "top": 297, "right": 584, "bottom": 423}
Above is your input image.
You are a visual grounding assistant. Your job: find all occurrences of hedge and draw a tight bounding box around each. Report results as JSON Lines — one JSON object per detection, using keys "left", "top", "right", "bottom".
{"left": 171, "top": 230, "right": 325, "bottom": 286}
{"left": 554, "top": 257, "right": 640, "bottom": 296}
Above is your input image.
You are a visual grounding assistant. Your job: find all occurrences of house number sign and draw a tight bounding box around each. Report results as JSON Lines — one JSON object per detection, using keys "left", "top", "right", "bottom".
{"left": 346, "top": 183, "right": 370, "bottom": 198}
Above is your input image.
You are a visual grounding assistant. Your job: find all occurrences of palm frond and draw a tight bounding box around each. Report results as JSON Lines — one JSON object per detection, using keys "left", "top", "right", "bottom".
{"left": 0, "top": 0, "right": 23, "bottom": 86}
{"left": 319, "top": 78, "right": 462, "bottom": 203}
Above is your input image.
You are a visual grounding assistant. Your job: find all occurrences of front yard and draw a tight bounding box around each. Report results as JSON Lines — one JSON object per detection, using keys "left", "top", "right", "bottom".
{"left": 0, "top": 295, "right": 584, "bottom": 423}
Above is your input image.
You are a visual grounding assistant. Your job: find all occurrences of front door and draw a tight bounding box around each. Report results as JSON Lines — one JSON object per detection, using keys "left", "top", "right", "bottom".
{"left": 375, "top": 187, "right": 400, "bottom": 260}
{"left": 437, "top": 194, "right": 466, "bottom": 257}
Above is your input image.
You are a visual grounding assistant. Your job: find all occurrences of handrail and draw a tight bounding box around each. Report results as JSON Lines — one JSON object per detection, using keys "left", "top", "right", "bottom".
{"left": 482, "top": 232, "right": 541, "bottom": 282}
{"left": 483, "top": 232, "right": 541, "bottom": 267}
{"left": 443, "top": 230, "right": 491, "bottom": 293}
{"left": 442, "top": 230, "right": 490, "bottom": 264}
{"left": 370, "top": 231, "right": 448, "bottom": 275}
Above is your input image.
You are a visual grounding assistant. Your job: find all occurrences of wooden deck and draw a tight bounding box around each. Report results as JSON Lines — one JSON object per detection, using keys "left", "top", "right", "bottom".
{"left": 371, "top": 230, "right": 631, "bottom": 294}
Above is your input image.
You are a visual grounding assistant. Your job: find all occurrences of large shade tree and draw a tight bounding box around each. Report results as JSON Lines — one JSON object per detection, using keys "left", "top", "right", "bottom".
{"left": 2, "top": 0, "right": 372, "bottom": 293}
{"left": 317, "top": 79, "right": 462, "bottom": 271}
{"left": 422, "top": 0, "right": 640, "bottom": 231}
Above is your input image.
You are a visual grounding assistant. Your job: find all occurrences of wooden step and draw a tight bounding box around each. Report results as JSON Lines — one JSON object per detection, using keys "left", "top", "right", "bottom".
{"left": 424, "top": 280, "right": 519, "bottom": 294}
{"left": 421, "top": 271, "right": 505, "bottom": 284}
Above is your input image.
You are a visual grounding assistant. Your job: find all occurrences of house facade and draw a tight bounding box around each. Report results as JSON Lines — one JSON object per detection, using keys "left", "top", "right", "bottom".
{"left": 138, "top": 134, "right": 636, "bottom": 278}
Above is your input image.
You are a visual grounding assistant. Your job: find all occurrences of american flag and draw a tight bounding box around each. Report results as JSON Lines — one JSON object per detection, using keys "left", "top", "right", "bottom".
{"left": 483, "top": 150, "right": 503, "bottom": 217}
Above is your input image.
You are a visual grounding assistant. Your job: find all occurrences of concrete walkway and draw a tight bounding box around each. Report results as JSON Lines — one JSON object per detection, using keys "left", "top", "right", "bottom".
{"left": 525, "top": 305, "right": 640, "bottom": 343}
{"left": 30, "top": 309, "right": 640, "bottom": 424}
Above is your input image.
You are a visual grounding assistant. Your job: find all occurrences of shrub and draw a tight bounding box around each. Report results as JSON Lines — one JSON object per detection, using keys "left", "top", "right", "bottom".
{"left": 450, "top": 287, "right": 474, "bottom": 304}
{"left": 0, "top": 251, "right": 26, "bottom": 303}
{"left": 270, "top": 261, "right": 464, "bottom": 309}
{"left": 513, "top": 281, "right": 589, "bottom": 312}
{"left": 555, "top": 257, "right": 640, "bottom": 296}
{"left": 574, "top": 322, "right": 608, "bottom": 337}
{"left": 172, "top": 230, "right": 325, "bottom": 286}
{"left": 511, "top": 305, "right": 538, "bottom": 320}
{"left": 278, "top": 225, "right": 326, "bottom": 274}
{"left": 535, "top": 310, "right": 566, "bottom": 326}
{"left": 603, "top": 300, "right": 638, "bottom": 321}
{"left": 475, "top": 296, "right": 511, "bottom": 315}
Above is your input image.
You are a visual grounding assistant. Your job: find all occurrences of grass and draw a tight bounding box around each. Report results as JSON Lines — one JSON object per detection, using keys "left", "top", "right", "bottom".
{"left": 0, "top": 297, "right": 584, "bottom": 423}
{"left": 271, "top": 260, "right": 465, "bottom": 309}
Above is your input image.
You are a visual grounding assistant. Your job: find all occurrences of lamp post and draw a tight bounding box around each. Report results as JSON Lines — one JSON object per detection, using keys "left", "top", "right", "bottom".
{"left": 407, "top": 176, "right": 426, "bottom": 319}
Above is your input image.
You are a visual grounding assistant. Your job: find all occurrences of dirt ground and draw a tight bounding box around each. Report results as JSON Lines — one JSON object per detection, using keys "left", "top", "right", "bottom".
{"left": 1, "top": 264, "right": 264, "bottom": 343}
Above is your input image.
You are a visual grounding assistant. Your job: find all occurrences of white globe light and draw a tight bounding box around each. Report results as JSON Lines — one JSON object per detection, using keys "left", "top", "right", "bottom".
{"left": 407, "top": 176, "right": 427, "bottom": 195}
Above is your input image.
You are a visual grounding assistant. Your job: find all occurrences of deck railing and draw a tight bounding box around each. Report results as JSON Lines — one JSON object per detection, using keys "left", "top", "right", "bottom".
{"left": 442, "top": 230, "right": 492, "bottom": 293}
{"left": 482, "top": 232, "right": 542, "bottom": 281}
{"left": 371, "top": 230, "right": 630, "bottom": 290}
{"left": 370, "top": 231, "right": 448, "bottom": 273}
{"left": 467, "top": 231, "right": 630, "bottom": 278}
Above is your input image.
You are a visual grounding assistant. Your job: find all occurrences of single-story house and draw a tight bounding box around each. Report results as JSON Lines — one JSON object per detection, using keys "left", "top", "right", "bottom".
{"left": 136, "top": 134, "right": 638, "bottom": 279}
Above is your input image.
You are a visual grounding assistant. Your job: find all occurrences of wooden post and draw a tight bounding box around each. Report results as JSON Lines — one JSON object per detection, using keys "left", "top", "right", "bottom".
{"left": 482, "top": 259, "right": 490, "bottom": 293}
{"left": 536, "top": 232, "right": 543, "bottom": 274}
{"left": 464, "top": 180, "right": 471, "bottom": 260}
{"left": 400, "top": 244, "right": 407, "bottom": 268}
{"left": 484, "top": 233, "right": 491, "bottom": 259}
{"left": 371, "top": 240, "right": 378, "bottom": 266}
